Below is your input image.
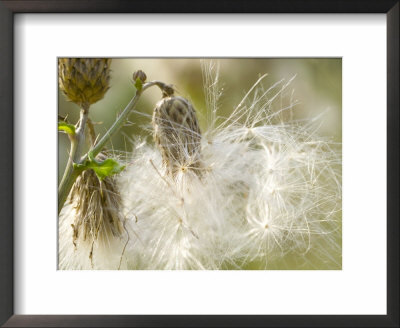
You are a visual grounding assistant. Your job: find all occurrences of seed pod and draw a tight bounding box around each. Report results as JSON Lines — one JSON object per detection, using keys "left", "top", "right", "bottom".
{"left": 58, "top": 58, "right": 112, "bottom": 110}
{"left": 152, "top": 96, "right": 202, "bottom": 176}
{"left": 69, "top": 153, "right": 124, "bottom": 247}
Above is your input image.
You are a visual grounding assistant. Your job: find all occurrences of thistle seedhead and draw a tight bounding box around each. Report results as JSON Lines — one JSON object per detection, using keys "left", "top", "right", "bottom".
{"left": 69, "top": 153, "right": 124, "bottom": 246}
{"left": 59, "top": 153, "right": 131, "bottom": 270}
{"left": 119, "top": 66, "right": 341, "bottom": 270}
{"left": 152, "top": 96, "right": 202, "bottom": 177}
{"left": 58, "top": 58, "right": 112, "bottom": 110}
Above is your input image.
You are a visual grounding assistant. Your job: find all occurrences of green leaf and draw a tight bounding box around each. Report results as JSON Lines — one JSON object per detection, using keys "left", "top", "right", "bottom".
{"left": 88, "top": 158, "right": 125, "bottom": 181}
{"left": 134, "top": 77, "right": 143, "bottom": 92}
{"left": 58, "top": 121, "right": 75, "bottom": 136}
{"left": 74, "top": 155, "right": 125, "bottom": 181}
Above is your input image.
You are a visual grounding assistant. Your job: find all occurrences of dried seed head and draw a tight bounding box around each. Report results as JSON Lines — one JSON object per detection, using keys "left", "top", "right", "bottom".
{"left": 132, "top": 70, "right": 147, "bottom": 83}
{"left": 69, "top": 153, "right": 124, "bottom": 246}
{"left": 152, "top": 96, "right": 202, "bottom": 176}
{"left": 58, "top": 58, "right": 112, "bottom": 110}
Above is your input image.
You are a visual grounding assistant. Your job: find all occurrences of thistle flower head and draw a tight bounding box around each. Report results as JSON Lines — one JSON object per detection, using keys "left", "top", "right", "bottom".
{"left": 58, "top": 58, "right": 112, "bottom": 110}
{"left": 152, "top": 96, "right": 202, "bottom": 177}
{"left": 59, "top": 153, "right": 129, "bottom": 270}
{"left": 118, "top": 61, "right": 342, "bottom": 270}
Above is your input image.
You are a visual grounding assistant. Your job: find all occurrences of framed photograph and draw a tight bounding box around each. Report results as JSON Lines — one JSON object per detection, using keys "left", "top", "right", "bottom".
{"left": 1, "top": 1, "right": 398, "bottom": 327}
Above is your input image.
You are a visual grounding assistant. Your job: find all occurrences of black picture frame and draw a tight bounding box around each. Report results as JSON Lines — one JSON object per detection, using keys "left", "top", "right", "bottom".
{"left": 0, "top": 1, "right": 398, "bottom": 327}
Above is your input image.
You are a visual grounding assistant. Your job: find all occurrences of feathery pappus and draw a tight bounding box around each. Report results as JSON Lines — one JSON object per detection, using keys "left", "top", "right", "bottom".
{"left": 117, "top": 62, "right": 341, "bottom": 270}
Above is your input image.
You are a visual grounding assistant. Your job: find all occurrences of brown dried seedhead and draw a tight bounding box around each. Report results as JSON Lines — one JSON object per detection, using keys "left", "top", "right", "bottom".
{"left": 152, "top": 96, "right": 202, "bottom": 177}
{"left": 69, "top": 153, "right": 124, "bottom": 247}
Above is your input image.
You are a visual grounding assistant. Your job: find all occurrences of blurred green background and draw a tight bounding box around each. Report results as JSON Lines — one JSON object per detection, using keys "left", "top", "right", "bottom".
{"left": 59, "top": 58, "right": 341, "bottom": 179}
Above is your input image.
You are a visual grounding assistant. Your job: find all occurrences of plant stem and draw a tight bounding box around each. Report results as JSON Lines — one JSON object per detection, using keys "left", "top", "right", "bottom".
{"left": 58, "top": 108, "right": 89, "bottom": 214}
{"left": 88, "top": 89, "right": 141, "bottom": 159}
{"left": 84, "top": 81, "right": 167, "bottom": 160}
{"left": 58, "top": 80, "right": 170, "bottom": 214}
{"left": 87, "top": 118, "right": 97, "bottom": 146}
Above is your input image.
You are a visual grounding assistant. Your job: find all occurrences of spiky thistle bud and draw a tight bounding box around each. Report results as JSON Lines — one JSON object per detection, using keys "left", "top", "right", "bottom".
{"left": 58, "top": 58, "right": 112, "bottom": 110}
{"left": 152, "top": 96, "right": 202, "bottom": 177}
